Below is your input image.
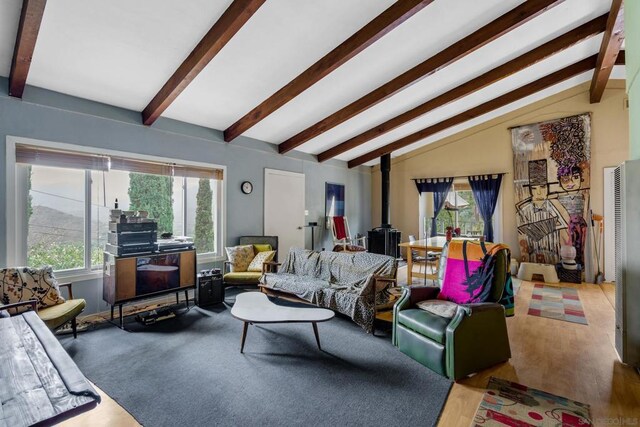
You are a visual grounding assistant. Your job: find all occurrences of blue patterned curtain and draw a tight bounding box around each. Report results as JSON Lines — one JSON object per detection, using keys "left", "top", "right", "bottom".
{"left": 468, "top": 174, "right": 503, "bottom": 242}
{"left": 414, "top": 178, "right": 454, "bottom": 237}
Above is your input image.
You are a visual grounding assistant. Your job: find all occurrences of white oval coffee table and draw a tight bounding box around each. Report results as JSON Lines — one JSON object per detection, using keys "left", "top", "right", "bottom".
{"left": 230, "top": 292, "right": 334, "bottom": 353}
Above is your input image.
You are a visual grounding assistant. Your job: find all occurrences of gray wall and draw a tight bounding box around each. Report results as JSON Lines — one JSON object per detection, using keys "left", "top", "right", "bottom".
{"left": 0, "top": 78, "right": 372, "bottom": 314}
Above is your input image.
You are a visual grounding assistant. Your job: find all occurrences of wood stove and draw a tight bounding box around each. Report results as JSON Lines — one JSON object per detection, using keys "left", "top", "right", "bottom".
{"left": 368, "top": 154, "right": 401, "bottom": 258}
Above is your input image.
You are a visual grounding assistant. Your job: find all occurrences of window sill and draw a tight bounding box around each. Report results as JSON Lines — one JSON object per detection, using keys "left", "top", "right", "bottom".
{"left": 197, "top": 253, "right": 225, "bottom": 264}
{"left": 54, "top": 269, "right": 103, "bottom": 284}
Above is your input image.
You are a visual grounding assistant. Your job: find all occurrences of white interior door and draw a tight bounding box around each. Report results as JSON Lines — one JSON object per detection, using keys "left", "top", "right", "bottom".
{"left": 264, "top": 169, "right": 305, "bottom": 257}
{"left": 603, "top": 167, "right": 616, "bottom": 282}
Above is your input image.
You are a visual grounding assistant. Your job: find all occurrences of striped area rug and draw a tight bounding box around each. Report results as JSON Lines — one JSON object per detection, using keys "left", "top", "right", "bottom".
{"left": 527, "top": 283, "right": 588, "bottom": 325}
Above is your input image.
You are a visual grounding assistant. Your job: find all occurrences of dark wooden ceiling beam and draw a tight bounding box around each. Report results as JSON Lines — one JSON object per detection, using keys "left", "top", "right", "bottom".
{"left": 347, "top": 54, "right": 626, "bottom": 168}
{"left": 317, "top": 14, "right": 607, "bottom": 162}
{"left": 9, "top": 0, "right": 47, "bottom": 98}
{"left": 142, "top": 0, "right": 266, "bottom": 126}
{"left": 223, "top": 0, "right": 435, "bottom": 142}
{"left": 278, "top": 0, "right": 565, "bottom": 154}
{"left": 589, "top": 0, "right": 624, "bottom": 103}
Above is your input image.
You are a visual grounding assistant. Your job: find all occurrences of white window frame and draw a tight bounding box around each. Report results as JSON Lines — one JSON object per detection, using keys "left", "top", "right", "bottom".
{"left": 5, "top": 136, "right": 227, "bottom": 282}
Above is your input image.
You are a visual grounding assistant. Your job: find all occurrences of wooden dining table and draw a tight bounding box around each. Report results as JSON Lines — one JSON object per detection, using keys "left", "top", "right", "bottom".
{"left": 398, "top": 236, "right": 478, "bottom": 285}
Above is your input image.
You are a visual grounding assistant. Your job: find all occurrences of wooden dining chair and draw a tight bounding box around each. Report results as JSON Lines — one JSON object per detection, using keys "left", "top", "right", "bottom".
{"left": 409, "top": 235, "right": 440, "bottom": 285}
{"left": 408, "top": 235, "right": 427, "bottom": 273}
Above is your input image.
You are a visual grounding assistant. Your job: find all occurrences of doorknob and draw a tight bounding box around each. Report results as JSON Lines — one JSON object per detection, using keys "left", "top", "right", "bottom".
{"left": 297, "top": 226, "right": 303, "bottom": 230}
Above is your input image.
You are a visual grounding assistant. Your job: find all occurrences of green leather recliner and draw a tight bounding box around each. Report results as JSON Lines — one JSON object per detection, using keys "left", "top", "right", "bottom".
{"left": 392, "top": 245, "right": 511, "bottom": 381}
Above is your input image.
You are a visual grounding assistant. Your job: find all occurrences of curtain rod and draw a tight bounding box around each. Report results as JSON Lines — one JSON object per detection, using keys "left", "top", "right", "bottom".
{"left": 412, "top": 172, "right": 508, "bottom": 181}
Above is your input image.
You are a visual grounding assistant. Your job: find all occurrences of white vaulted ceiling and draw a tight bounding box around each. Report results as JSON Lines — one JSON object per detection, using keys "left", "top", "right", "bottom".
{"left": 0, "top": 0, "right": 625, "bottom": 166}
{"left": 164, "top": 0, "right": 396, "bottom": 131}
{"left": 27, "top": 0, "right": 235, "bottom": 111}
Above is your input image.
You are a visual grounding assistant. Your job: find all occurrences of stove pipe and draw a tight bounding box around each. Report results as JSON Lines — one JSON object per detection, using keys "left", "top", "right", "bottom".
{"left": 380, "top": 153, "right": 391, "bottom": 228}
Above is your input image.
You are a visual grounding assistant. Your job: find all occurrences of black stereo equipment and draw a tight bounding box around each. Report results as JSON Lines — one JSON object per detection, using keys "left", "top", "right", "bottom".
{"left": 107, "top": 220, "right": 158, "bottom": 256}
{"left": 105, "top": 243, "right": 158, "bottom": 256}
{"left": 196, "top": 269, "right": 223, "bottom": 307}
{"left": 109, "top": 222, "right": 157, "bottom": 233}
{"left": 157, "top": 241, "right": 195, "bottom": 252}
{"left": 108, "top": 231, "right": 157, "bottom": 246}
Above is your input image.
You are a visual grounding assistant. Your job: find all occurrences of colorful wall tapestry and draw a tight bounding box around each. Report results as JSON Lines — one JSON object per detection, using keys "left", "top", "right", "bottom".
{"left": 511, "top": 113, "right": 591, "bottom": 265}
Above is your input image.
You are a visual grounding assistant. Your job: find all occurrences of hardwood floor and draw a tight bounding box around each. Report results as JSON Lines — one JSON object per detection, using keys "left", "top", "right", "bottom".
{"left": 437, "top": 278, "right": 640, "bottom": 426}
{"left": 601, "top": 281, "right": 616, "bottom": 309}
{"left": 61, "top": 383, "right": 139, "bottom": 426}
{"left": 61, "top": 270, "right": 639, "bottom": 426}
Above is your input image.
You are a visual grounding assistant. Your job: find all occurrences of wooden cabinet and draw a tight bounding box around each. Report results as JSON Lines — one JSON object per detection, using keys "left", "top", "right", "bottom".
{"left": 103, "top": 249, "right": 196, "bottom": 306}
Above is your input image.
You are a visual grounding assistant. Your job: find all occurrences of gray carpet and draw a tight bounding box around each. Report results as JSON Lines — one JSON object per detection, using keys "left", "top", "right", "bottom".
{"left": 60, "top": 290, "right": 452, "bottom": 427}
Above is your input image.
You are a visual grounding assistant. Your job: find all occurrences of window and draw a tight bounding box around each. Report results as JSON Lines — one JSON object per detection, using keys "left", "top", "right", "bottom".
{"left": 91, "top": 171, "right": 220, "bottom": 267}
{"left": 11, "top": 142, "right": 224, "bottom": 276}
{"left": 27, "top": 166, "right": 87, "bottom": 271}
{"left": 435, "top": 183, "right": 484, "bottom": 237}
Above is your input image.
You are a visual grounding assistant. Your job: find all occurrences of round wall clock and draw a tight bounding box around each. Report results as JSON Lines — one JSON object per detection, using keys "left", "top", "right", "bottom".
{"left": 241, "top": 181, "right": 253, "bottom": 194}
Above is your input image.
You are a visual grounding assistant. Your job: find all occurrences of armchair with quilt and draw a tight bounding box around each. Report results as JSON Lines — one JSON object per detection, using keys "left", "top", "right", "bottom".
{"left": 0, "top": 267, "right": 86, "bottom": 338}
{"left": 223, "top": 236, "right": 279, "bottom": 288}
{"left": 392, "top": 240, "right": 512, "bottom": 380}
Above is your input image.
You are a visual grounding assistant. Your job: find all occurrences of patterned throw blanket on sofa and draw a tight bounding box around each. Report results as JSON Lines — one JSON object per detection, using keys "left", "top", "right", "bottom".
{"left": 260, "top": 248, "right": 397, "bottom": 332}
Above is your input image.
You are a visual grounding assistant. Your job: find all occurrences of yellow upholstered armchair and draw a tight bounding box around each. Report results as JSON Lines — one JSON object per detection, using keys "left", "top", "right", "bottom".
{"left": 0, "top": 267, "right": 86, "bottom": 338}
{"left": 223, "top": 236, "right": 279, "bottom": 288}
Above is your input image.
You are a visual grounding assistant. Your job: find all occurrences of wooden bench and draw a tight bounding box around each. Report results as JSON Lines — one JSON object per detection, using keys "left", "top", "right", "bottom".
{"left": 0, "top": 301, "right": 100, "bottom": 426}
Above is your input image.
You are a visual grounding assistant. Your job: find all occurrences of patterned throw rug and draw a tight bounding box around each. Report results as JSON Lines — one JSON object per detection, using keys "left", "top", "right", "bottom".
{"left": 527, "top": 283, "right": 587, "bottom": 325}
{"left": 473, "top": 377, "right": 592, "bottom": 426}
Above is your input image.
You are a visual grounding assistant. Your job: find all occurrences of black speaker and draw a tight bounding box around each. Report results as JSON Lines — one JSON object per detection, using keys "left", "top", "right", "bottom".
{"left": 196, "top": 271, "right": 223, "bottom": 307}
